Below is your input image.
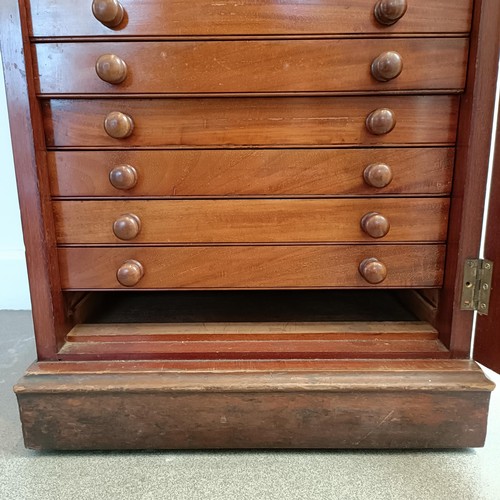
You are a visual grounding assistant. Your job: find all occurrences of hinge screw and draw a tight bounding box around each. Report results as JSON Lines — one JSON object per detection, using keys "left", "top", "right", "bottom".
{"left": 468, "top": 260, "right": 475, "bottom": 268}
{"left": 480, "top": 303, "right": 487, "bottom": 310}
{"left": 484, "top": 263, "right": 491, "bottom": 270}
{"left": 482, "top": 283, "right": 489, "bottom": 291}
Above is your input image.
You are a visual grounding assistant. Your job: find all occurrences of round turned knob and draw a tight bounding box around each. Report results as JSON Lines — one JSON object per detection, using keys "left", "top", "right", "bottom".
{"left": 117, "top": 260, "right": 144, "bottom": 287}
{"left": 109, "top": 165, "right": 138, "bottom": 190}
{"left": 113, "top": 213, "right": 141, "bottom": 240}
{"left": 371, "top": 51, "right": 403, "bottom": 82}
{"left": 374, "top": 0, "right": 408, "bottom": 26}
{"left": 366, "top": 108, "right": 396, "bottom": 135}
{"left": 92, "top": 0, "right": 125, "bottom": 28}
{"left": 361, "top": 212, "right": 391, "bottom": 238}
{"left": 359, "top": 258, "right": 388, "bottom": 284}
{"left": 104, "top": 112, "right": 134, "bottom": 139}
{"left": 96, "top": 54, "right": 128, "bottom": 84}
{"left": 363, "top": 163, "right": 393, "bottom": 188}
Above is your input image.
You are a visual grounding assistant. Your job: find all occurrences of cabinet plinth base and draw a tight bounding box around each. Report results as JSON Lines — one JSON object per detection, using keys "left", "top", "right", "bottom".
{"left": 15, "top": 360, "right": 494, "bottom": 451}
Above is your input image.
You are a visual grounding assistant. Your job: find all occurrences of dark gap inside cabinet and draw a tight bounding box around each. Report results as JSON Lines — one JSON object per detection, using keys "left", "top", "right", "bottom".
{"left": 83, "top": 290, "right": 418, "bottom": 323}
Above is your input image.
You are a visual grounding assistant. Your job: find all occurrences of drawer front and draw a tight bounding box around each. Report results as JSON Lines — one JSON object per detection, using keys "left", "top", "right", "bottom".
{"left": 43, "top": 96, "right": 459, "bottom": 147}
{"left": 34, "top": 39, "right": 468, "bottom": 94}
{"left": 53, "top": 199, "right": 450, "bottom": 244}
{"left": 58, "top": 245, "right": 446, "bottom": 289}
{"left": 48, "top": 148, "right": 455, "bottom": 197}
{"left": 28, "top": 0, "right": 473, "bottom": 37}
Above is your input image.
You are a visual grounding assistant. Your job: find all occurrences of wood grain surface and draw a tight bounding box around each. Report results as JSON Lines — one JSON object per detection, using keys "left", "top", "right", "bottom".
{"left": 48, "top": 148, "right": 455, "bottom": 197}
{"left": 67, "top": 322, "right": 439, "bottom": 342}
{"left": 23, "top": 359, "right": 487, "bottom": 374}
{"left": 27, "top": 0, "right": 473, "bottom": 38}
{"left": 53, "top": 198, "right": 450, "bottom": 244}
{"left": 58, "top": 338, "right": 450, "bottom": 361}
{"left": 57, "top": 244, "right": 446, "bottom": 289}
{"left": 62, "top": 306, "right": 445, "bottom": 361}
{"left": 42, "top": 96, "right": 459, "bottom": 147}
{"left": 15, "top": 359, "right": 492, "bottom": 450}
{"left": 33, "top": 39, "right": 468, "bottom": 94}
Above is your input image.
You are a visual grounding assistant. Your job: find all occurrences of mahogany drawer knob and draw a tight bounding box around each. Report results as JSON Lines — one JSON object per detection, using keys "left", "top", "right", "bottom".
{"left": 109, "top": 165, "right": 138, "bottom": 190}
{"left": 366, "top": 108, "right": 396, "bottom": 135}
{"left": 371, "top": 51, "right": 403, "bottom": 82}
{"left": 96, "top": 54, "right": 128, "bottom": 84}
{"left": 117, "top": 260, "right": 144, "bottom": 287}
{"left": 92, "top": 0, "right": 125, "bottom": 28}
{"left": 359, "top": 258, "right": 388, "bottom": 284}
{"left": 104, "top": 111, "right": 134, "bottom": 139}
{"left": 374, "top": 0, "right": 408, "bottom": 26}
{"left": 113, "top": 213, "right": 142, "bottom": 240}
{"left": 363, "top": 163, "right": 393, "bottom": 188}
{"left": 361, "top": 212, "right": 391, "bottom": 238}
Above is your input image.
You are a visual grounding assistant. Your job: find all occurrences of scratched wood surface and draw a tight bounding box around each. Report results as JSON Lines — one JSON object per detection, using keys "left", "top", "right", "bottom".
{"left": 27, "top": 0, "right": 473, "bottom": 37}
{"left": 53, "top": 198, "right": 450, "bottom": 244}
{"left": 48, "top": 148, "right": 455, "bottom": 197}
{"left": 42, "top": 96, "right": 459, "bottom": 147}
{"left": 34, "top": 39, "right": 468, "bottom": 94}
{"left": 57, "top": 245, "right": 446, "bottom": 289}
{"left": 15, "top": 359, "right": 492, "bottom": 450}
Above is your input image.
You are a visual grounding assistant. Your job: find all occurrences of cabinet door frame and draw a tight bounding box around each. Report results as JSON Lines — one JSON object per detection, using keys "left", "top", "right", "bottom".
{"left": 475, "top": 74, "right": 500, "bottom": 373}
{"left": 436, "top": 0, "right": 500, "bottom": 357}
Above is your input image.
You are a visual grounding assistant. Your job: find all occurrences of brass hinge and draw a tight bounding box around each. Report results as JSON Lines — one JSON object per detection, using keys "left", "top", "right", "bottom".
{"left": 461, "top": 258, "right": 494, "bottom": 315}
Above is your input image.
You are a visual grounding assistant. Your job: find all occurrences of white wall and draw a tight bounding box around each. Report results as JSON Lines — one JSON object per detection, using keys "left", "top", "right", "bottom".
{"left": 0, "top": 52, "right": 31, "bottom": 310}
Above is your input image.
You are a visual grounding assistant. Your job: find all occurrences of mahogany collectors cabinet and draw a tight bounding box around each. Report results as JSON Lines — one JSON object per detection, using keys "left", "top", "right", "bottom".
{"left": 1, "top": 0, "right": 500, "bottom": 450}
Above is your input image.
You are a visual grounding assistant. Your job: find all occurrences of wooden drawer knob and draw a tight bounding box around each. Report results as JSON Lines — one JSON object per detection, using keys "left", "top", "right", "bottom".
{"left": 366, "top": 108, "right": 396, "bottom": 135}
{"left": 117, "top": 260, "right": 144, "bottom": 287}
{"left": 96, "top": 54, "right": 128, "bottom": 84}
{"left": 374, "top": 0, "right": 408, "bottom": 26}
{"left": 104, "top": 111, "right": 134, "bottom": 139}
{"left": 361, "top": 212, "right": 391, "bottom": 238}
{"left": 113, "top": 213, "right": 141, "bottom": 240}
{"left": 109, "top": 165, "right": 138, "bottom": 190}
{"left": 359, "top": 258, "right": 388, "bottom": 284}
{"left": 363, "top": 163, "right": 393, "bottom": 188}
{"left": 92, "top": 0, "right": 125, "bottom": 28}
{"left": 371, "top": 51, "right": 403, "bottom": 82}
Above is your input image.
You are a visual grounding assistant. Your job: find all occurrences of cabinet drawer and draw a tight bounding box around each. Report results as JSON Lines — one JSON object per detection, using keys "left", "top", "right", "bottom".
{"left": 34, "top": 39, "right": 468, "bottom": 95}
{"left": 58, "top": 245, "right": 445, "bottom": 290}
{"left": 43, "top": 96, "right": 459, "bottom": 147}
{"left": 48, "top": 148, "right": 454, "bottom": 197}
{"left": 53, "top": 199, "right": 450, "bottom": 244}
{"left": 28, "top": 0, "right": 473, "bottom": 37}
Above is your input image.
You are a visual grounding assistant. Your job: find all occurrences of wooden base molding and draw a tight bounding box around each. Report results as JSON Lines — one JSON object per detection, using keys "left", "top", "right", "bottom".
{"left": 15, "top": 360, "right": 494, "bottom": 450}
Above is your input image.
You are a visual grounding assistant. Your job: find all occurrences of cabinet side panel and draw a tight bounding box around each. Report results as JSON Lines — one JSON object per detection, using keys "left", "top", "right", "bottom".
{"left": 0, "top": 0, "right": 71, "bottom": 358}
{"left": 437, "top": 0, "right": 500, "bottom": 356}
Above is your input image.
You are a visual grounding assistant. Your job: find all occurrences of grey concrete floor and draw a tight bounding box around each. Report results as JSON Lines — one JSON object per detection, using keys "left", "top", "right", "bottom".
{"left": 0, "top": 310, "right": 499, "bottom": 500}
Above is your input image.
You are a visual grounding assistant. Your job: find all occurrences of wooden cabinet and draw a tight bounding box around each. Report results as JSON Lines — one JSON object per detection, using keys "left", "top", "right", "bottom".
{"left": 1, "top": 0, "right": 500, "bottom": 450}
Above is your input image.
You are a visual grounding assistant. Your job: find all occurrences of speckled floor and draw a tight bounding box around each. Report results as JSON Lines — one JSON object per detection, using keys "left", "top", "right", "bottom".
{"left": 1, "top": 310, "right": 499, "bottom": 500}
